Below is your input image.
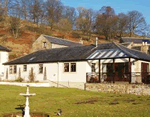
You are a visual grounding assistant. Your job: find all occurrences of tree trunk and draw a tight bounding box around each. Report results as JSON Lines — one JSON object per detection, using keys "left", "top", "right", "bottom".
{"left": 4, "top": 0, "right": 8, "bottom": 16}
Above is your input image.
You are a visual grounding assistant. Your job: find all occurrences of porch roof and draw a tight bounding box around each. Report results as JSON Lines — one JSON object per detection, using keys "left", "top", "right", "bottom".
{"left": 87, "top": 42, "right": 150, "bottom": 61}
{"left": 3, "top": 42, "right": 150, "bottom": 65}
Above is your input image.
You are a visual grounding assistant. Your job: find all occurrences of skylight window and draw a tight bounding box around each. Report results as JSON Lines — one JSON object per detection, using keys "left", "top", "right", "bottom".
{"left": 28, "top": 57, "right": 36, "bottom": 62}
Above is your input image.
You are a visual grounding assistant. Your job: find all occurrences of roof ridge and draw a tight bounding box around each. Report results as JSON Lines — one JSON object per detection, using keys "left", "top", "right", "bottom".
{"left": 43, "top": 34, "right": 81, "bottom": 44}
{"left": 113, "top": 42, "right": 139, "bottom": 59}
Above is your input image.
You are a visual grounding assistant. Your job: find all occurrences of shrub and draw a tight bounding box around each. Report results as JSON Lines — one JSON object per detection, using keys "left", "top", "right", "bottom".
{"left": 15, "top": 77, "right": 24, "bottom": 82}
{"left": 29, "top": 68, "right": 35, "bottom": 82}
{"left": 72, "top": 32, "right": 81, "bottom": 38}
{"left": 35, "top": 80, "right": 39, "bottom": 83}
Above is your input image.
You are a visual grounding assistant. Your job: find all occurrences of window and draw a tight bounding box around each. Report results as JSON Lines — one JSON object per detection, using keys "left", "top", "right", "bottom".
{"left": 71, "top": 63, "right": 76, "bottom": 72}
{"left": 64, "top": 63, "right": 69, "bottom": 72}
{"left": 14, "top": 65, "right": 17, "bottom": 74}
{"left": 39, "top": 64, "right": 43, "bottom": 74}
{"left": 43, "top": 42, "right": 47, "bottom": 48}
{"left": 91, "top": 63, "right": 96, "bottom": 72}
{"left": 23, "top": 65, "right": 27, "bottom": 72}
{"left": 9, "top": 66, "right": 12, "bottom": 74}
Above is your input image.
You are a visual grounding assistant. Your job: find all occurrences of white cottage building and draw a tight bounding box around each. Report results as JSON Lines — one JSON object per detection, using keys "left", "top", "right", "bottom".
{"left": 3, "top": 42, "right": 150, "bottom": 84}
{"left": 0, "top": 45, "right": 11, "bottom": 79}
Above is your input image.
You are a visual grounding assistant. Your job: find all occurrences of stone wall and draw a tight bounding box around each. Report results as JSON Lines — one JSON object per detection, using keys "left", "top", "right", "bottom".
{"left": 49, "top": 81, "right": 85, "bottom": 90}
{"left": 86, "top": 83, "right": 150, "bottom": 95}
{"left": 31, "top": 35, "right": 52, "bottom": 52}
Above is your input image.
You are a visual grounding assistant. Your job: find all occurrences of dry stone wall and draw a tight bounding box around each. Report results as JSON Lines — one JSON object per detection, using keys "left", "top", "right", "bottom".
{"left": 86, "top": 83, "right": 150, "bottom": 95}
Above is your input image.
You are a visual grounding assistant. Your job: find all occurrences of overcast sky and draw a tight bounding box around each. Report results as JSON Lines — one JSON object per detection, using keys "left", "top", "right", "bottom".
{"left": 61, "top": 0, "right": 150, "bottom": 24}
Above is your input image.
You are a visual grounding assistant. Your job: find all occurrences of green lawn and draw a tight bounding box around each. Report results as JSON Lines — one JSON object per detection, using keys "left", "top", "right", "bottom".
{"left": 0, "top": 85, "right": 150, "bottom": 117}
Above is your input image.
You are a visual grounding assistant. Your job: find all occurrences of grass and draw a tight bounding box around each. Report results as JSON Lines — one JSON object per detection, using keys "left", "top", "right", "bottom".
{"left": 0, "top": 85, "right": 150, "bottom": 117}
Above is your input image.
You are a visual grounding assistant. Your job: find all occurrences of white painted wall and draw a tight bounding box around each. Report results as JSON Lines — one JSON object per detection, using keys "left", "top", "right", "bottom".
{"left": 0, "top": 51, "right": 9, "bottom": 76}
{"left": 3, "top": 58, "right": 150, "bottom": 84}
{"left": 4, "top": 61, "right": 87, "bottom": 83}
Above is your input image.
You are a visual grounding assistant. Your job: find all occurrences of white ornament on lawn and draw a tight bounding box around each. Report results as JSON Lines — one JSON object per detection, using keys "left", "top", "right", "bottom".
{"left": 20, "top": 85, "right": 36, "bottom": 117}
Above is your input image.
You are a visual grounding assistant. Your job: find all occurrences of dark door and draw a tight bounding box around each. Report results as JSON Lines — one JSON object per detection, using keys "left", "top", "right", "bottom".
{"left": 141, "top": 63, "right": 149, "bottom": 83}
{"left": 106, "top": 63, "right": 113, "bottom": 81}
{"left": 115, "top": 63, "right": 125, "bottom": 81}
{"left": 106, "top": 63, "right": 129, "bottom": 82}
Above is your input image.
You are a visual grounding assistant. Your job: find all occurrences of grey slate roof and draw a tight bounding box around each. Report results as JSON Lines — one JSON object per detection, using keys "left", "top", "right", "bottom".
{"left": 4, "top": 42, "right": 150, "bottom": 65}
{"left": 0, "top": 45, "right": 11, "bottom": 52}
{"left": 120, "top": 37, "right": 150, "bottom": 43}
{"left": 121, "top": 42, "right": 131, "bottom": 47}
{"left": 43, "top": 35, "right": 82, "bottom": 46}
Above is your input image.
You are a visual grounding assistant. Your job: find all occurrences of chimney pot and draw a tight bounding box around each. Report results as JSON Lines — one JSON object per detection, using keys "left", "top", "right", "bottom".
{"left": 145, "top": 42, "right": 147, "bottom": 45}
{"left": 142, "top": 42, "right": 144, "bottom": 45}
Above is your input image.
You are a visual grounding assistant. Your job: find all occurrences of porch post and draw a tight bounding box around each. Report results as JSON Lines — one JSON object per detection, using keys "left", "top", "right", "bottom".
{"left": 99, "top": 59, "right": 101, "bottom": 83}
{"left": 113, "top": 59, "right": 115, "bottom": 83}
{"left": 129, "top": 58, "right": 131, "bottom": 84}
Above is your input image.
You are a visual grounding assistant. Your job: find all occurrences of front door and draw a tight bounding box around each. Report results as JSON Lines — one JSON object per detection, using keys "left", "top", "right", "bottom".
{"left": 141, "top": 63, "right": 149, "bottom": 83}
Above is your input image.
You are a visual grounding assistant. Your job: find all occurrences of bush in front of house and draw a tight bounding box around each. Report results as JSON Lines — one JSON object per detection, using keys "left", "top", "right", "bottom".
{"left": 29, "top": 68, "right": 35, "bottom": 82}
{"left": 15, "top": 77, "right": 24, "bottom": 82}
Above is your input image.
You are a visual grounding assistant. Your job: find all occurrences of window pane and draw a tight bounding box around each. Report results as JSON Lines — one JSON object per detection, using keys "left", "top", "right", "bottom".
{"left": 9, "top": 66, "right": 12, "bottom": 74}
{"left": 71, "top": 63, "right": 76, "bottom": 72}
{"left": 23, "top": 65, "right": 27, "bottom": 72}
{"left": 64, "top": 63, "right": 69, "bottom": 72}
{"left": 39, "top": 64, "right": 43, "bottom": 73}
{"left": 14, "top": 66, "right": 17, "bottom": 74}
{"left": 92, "top": 63, "right": 96, "bottom": 72}
{"left": 43, "top": 42, "right": 47, "bottom": 48}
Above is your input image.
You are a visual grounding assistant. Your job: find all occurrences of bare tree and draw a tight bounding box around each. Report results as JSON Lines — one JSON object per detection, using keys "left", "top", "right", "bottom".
{"left": 62, "top": 6, "right": 76, "bottom": 28}
{"left": 127, "top": 10, "right": 146, "bottom": 37}
{"left": 9, "top": 16, "right": 20, "bottom": 38}
{"left": 46, "top": 0, "right": 63, "bottom": 30}
{"left": 4, "top": 0, "right": 9, "bottom": 16}
{"left": 0, "top": 0, "right": 4, "bottom": 22}
{"left": 29, "top": 0, "right": 43, "bottom": 24}
{"left": 9, "top": 0, "right": 22, "bottom": 18}
{"left": 57, "top": 18, "right": 72, "bottom": 32}
{"left": 76, "top": 7, "right": 96, "bottom": 38}
{"left": 96, "top": 6, "right": 116, "bottom": 40}
{"left": 99, "top": 6, "right": 115, "bottom": 18}
{"left": 117, "top": 13, "right": 128, "bottom": 37}
{"left": 21, "top": 0, "right": 28, "bottom": 20}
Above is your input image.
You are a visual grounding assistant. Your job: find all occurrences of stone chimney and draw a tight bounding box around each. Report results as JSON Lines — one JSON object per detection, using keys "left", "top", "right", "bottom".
{"left": 95, "top": 37, "right": 98, "bottom": 47}
{"left": 141, "top": 41, "right": 148, "bottom": 54}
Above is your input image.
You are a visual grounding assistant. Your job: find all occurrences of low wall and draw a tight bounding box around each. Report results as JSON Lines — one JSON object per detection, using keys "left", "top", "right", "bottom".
{"left": 86, "top": 83, "right": 150, "bottom": 95}
{"left": 0, "top": 82, "right": 50, "bottom": 87}
{"left": 49, "top": 81, "right": 85, "bottom": 90}
{"left": 0, "top": 81, "right": 85, "bottom": 89}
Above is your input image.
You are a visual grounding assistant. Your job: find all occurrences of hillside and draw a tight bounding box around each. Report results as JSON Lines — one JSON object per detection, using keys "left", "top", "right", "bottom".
{"left": 0, "top": 19, "right": 109, "bottom": 60}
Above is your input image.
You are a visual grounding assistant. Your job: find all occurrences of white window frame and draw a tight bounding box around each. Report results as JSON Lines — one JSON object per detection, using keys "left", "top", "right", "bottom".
{"left": 64, "top": 62, "right": 77, "bottom": 73}
{"left": 23, "top": 65, "right": 27, "bottom": 72}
